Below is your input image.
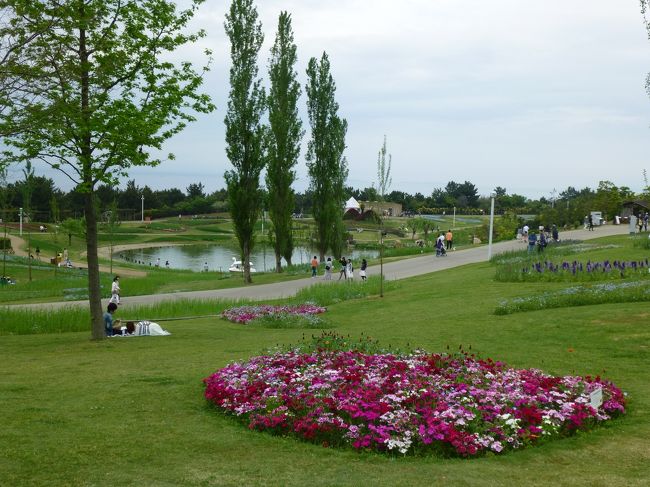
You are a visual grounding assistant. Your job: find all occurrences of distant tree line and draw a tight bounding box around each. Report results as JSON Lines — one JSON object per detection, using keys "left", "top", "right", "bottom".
{"left": 0, "top": 177, "right": 639, "bottom": 230}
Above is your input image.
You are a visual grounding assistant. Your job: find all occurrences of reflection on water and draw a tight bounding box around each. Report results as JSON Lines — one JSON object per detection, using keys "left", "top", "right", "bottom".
{"left": 118, "top": 244, "right": 378, "bottom": 272}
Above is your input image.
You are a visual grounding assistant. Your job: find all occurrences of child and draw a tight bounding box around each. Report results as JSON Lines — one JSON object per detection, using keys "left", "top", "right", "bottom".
{"left": 359, "top": 259, "right": 367, "bottom": 281}
{"left": 109, "top": 276, "right": 120, "bottom": 305}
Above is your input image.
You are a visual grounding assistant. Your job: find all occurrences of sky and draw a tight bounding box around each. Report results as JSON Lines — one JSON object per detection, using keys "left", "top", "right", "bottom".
{"left": 7, "top": 0, "right": 650, "bottom": 199}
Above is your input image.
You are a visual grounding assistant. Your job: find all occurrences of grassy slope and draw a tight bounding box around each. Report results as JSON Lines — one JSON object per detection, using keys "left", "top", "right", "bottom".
{"left": 1, "top": 247, "right": 649, "bottom": 485}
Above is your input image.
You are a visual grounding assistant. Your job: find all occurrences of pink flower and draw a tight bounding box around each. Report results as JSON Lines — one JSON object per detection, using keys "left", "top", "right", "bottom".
{"left": 203, "top": 350, "right": 626, "bottom": 457}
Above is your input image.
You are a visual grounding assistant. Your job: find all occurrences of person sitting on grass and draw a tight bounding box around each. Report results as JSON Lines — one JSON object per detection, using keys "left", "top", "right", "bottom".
{"left": 103, "top": 302, "right": 119, "bottom": 337}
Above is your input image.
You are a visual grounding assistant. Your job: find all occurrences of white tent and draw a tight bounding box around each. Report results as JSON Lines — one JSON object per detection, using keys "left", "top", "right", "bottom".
{"left": 344, "top": 197, "right": 361, "bottom": 211}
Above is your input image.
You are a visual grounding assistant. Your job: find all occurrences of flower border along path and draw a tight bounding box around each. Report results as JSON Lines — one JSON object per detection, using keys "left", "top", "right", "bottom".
{"left": 204, "top": 350, "right": 625, "bottom": 457}
{"left": 221, "top": 304, "right": 326, "bottom": 324}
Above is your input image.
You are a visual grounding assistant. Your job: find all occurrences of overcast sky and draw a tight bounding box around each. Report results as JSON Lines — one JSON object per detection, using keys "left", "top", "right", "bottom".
{"left": 9, "top": 0, "right": 650, "bottom": 199}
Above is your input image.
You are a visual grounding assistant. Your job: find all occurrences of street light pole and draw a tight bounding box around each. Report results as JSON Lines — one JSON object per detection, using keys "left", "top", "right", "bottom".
{"left": 141, "top": 195, "right": 144, "bottom": 223}
{"left": 19, "top": 207, "right": 23, "bottom": 236}
{"left": 487, "top": 193, "right": 495, "bottom": 260}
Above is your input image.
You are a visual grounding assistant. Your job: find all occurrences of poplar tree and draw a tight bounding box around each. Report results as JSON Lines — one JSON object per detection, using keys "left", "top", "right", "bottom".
{"left": 0, "top": 0, "right": 214, "bottom": 339}
{"left": 266, "top": 11, "right": 303, "bottom": 272}
{"left": 376, "top": 135, "right": 392, "bottom": 297}
{"left": 305, "top": 52, "right": 348, "bottom": 260}
{"left": 224, "top": 0, "right": 266, "bottom": 283}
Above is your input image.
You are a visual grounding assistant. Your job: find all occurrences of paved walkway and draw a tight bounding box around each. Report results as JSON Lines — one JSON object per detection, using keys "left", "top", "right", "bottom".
{"left": 7, "top": 224, "right": 630, "bottom": 310}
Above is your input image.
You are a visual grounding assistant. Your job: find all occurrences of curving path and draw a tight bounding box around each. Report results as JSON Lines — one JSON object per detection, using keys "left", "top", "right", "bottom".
{"left": 5, "top": 233, "right": 146, "bottom": 278}
{"left": 7, "top": 224, "right": 631, "bottom": 310}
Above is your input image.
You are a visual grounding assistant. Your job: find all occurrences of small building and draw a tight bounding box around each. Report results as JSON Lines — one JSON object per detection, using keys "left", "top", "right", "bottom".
{"left": 359, "top": 201, "right": 403, "bottom": 217}
{"left": 622, "top": 200, "right": 650, "bottom": 218}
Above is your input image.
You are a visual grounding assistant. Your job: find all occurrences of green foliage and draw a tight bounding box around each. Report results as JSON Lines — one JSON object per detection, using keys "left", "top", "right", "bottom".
{"left": 0, "top": 0, "right": 214, "bottom": 339}
{"left": 0, "top": 237, "right": 10, "bottom": 252}
{"left": 292, "top": 276, "right": 394, "bottom": 306}
{"left": 251, "top": 313, "right": 332, "bottom": 329}
{"left": 0, "top": 298, "right": 232, "bottom": 335}
{"left": 224, "top": 0, "right": 267, "bottom": 283}
{"left": 376, "top": 135, "right": 392, "bottom": 200}
{"left": 266, "top": 12, "right": 303, "bottom": 271}
{"left": 305, "top": 52, "right": 348, "bottom": 259}
{"left": 279, "top": 331, "right": 405, "bottom": 355}
{"left": 632, "top": 235, "right": 650, "bottom": 249}
{"left": 495, "top": 280, "right": 650, "bottom": 315}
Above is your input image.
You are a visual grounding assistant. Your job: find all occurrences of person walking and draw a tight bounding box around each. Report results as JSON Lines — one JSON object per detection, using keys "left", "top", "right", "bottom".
{"left": 359, "top": 258, "right": 368, "bottom": 281}
{"left": 324, "top": 257, "right": 333, "bottom": 280}
{"left": 537, "top": 231, "right": 547, "bottom": 252}
{"left": 346, "top": 258, "right": 354, "bottom": 281}
{"left": 445, "top": 229, "right": 453, "bottom": 250}
{"left": 310, "top": 255, "right": 319, "bottom": 278}
{"left": 109, "top": 276, "right": 121, "bottom": 305}
{"left": 338, "top": 257, "right": 347, "bottom": 280}
{"left": 527, "top": 232, "right": 537, "bottom": 253}
{"left": 588, "top": 215, "right": 594, "bottom": 231}
{"left": 551, "top": 224, "right": 559, "bottom": 242}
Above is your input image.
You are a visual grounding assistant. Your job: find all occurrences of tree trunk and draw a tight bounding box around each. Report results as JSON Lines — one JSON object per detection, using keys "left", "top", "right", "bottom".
{"left": 243, "top": 241, "right": 252, "bottom": 284}
{"left": 275, "top": 252, "right": 282, "bottom": 273}
{"left": 84, "top": 191, "right": 104, "bottom": 339}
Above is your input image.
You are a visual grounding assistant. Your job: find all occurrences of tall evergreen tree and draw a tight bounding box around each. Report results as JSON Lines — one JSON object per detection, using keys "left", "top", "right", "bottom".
{"left": 224, "top": 0, "right": 266, "bottom": 283}
{"left": 0, "top": 0, "right": 214, "bottom": 339}
{"left": 266, "top": 11, "right": 303, "bottom": 272}
{"left": 305, "top": 52, "right": 348, "bottom": 260}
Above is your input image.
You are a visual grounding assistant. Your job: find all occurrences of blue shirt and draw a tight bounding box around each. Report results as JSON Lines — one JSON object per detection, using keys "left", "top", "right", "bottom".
{"left": 103, "top": 312, "right": 113, "bottom": 336}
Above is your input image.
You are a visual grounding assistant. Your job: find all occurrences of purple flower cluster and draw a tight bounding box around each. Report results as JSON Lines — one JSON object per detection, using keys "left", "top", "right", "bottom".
{"left": 204, "top": 351, "right": 625, "bottom": 456}
{"left": 523, "top": 259, "right": 649, "bottom": 277}
{"left": 221, "top": 304, "right": 326, "bottom": 324}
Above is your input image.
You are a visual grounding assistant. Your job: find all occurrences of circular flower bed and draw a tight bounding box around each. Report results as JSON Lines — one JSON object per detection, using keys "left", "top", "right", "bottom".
{"left": 204, "top": 351, "right": 625, "bottom": 456}
{"left": 221, "top": 304, "right": 326, "bottom": 324}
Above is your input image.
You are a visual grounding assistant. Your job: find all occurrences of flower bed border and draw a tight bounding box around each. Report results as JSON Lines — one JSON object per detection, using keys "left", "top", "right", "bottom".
{"left": 204, "top": 350, "right": 625, "bottom": 457}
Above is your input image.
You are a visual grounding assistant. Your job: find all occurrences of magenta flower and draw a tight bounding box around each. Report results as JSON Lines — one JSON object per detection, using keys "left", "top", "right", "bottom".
{"left": 221, "top": 304, "right": 327, "bottom": 324}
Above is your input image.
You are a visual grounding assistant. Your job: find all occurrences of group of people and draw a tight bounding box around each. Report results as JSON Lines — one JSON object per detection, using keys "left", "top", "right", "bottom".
{"left": 434, "top": 230, "right": 453, "bottom": 257}
{"left": 313, "top": 255, "right": 367, "bottom": 281}
{"left": 522, "top": 224, "right": 559, "bottom": 253}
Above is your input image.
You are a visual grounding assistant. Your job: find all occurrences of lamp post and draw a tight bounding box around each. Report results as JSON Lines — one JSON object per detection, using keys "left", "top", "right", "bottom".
{"left": 487, "top": 193, "right": 495, "bottom": 260}
{"left": 19, "top": 207, "right": 23, "bottom": 236}
{"left": 141, "top": 195, "right": 144, "bottom": 222}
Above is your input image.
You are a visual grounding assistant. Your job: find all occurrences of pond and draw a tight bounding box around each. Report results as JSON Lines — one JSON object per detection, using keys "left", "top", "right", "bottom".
{"left": 117, "top": 244, "right": 378, "bottom": 272}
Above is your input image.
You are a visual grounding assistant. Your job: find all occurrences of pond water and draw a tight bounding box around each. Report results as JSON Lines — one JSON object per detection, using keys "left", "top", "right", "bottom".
{"left": 117, "top": 244, "right": 378, "bottom": 272}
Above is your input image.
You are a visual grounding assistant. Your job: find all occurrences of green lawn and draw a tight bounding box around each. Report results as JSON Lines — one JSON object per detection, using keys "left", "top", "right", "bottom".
{"left": 1, "top": 236, "right": 649, "bottom": 485}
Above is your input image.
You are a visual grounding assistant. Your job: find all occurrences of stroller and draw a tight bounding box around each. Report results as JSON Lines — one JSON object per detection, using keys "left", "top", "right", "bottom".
{"left": 435, "top": 238, "right": 447, "bottom": 257}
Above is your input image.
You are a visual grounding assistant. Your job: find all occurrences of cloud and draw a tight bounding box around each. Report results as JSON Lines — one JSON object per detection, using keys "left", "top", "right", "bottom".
{"left": 13, "top": 0, "right": 650, "bottom": 199}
